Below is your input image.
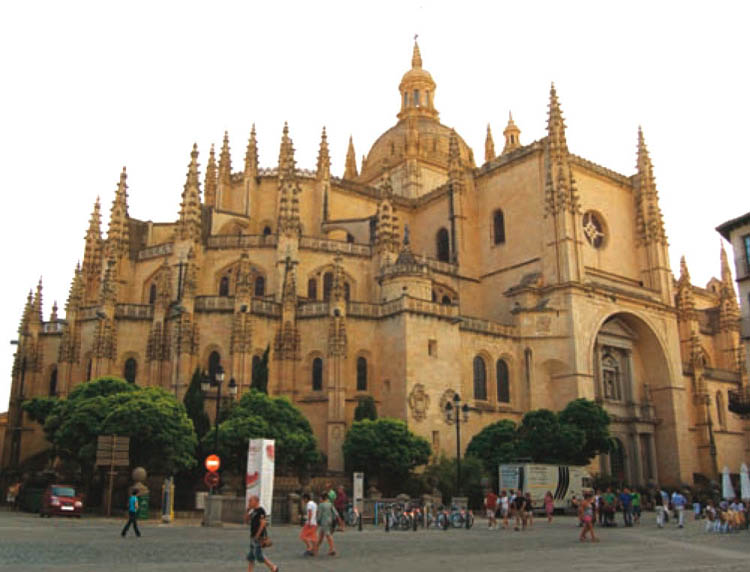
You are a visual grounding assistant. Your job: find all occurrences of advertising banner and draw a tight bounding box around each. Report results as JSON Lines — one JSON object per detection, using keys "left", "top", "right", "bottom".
{"left": 246, "top": 439, "right": 275, "bottom": 518}
{"left": 353, "top": 472, "right": 364, "bottom": 513}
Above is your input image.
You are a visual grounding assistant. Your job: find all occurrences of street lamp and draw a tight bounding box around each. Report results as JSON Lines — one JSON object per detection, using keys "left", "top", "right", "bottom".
{"left": 201, "top": 365, "right": 238, "bottom": 457}
{"left": 444, "top": 393, "right": 470, "bottom": 497}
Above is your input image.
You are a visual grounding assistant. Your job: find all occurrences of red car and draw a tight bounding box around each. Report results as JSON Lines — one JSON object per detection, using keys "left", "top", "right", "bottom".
{"left": 40, "top": 484, "right": 83, "bottom": 518}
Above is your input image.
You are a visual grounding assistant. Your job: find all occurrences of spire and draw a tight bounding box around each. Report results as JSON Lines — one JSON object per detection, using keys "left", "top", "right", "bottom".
{"left": 19, "top": 290, "right": 33, "bottom": 335}
{"left": 502, "top": 111, "right": 522, "bottom": 154}
{"left": 544, "top": 84, "right": 580, "bottom": 215}
{"left": 720, "top": 241, "right": 733, "bottom": 287}
{"left": 485, "top": 124, "right": 496, "bottom": 163}
{"left": 281, "top": 255, "right": 297, "bottom": 309}
{"left": 50, "top": 301, "right": 58, "bottom": 322}
{"left": 83, "top": 197, "right": 103, "bottom": 278}
{"left": 244, "top": 124, "right": 259, "bottom": 179}
{"left": 547, "top": 83, "right": 568, "bottom": 160}
{"left": 448, "top": 129, "right": 462, "bottom": 181}
{"left": 33, "top": 277, "right": 43, "bottom": 323}
{"left": 676, "top": 255, "right": 696, "bottom": 320}
{"left": 100, "top": 258, "right": 117, "bottom": 306}
{"left": 412, "top": 39, "right": 422, "bottom": 69}
{"left": 218, "top": 131, "right": 232, "bottom": 187}
{"left": 316, "top": 127, "right": 331, "bottom": 181}
{"left": 344, "top": 136, "right": 358, "bottom": 179}
{"left": 634, "top": 127, "right": 667, "bottom": 245}
{"left": 175, "top": 144, "right": 203, "bottom": 242}
{"left": 204, "top": 144, "right": 218, "bottom": 208}
{"left": 106, "top": 166, "right": 130, "bottom": 258}
{"left": 65, "top": 263, "right": 83, "bottom": 314}
{"left": 277, "top": 123, "right": 301, "bottom": 235}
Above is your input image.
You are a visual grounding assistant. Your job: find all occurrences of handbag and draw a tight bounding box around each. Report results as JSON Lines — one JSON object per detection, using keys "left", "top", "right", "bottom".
{"left": 260, "top": 532, "right": 272, "bottom": 548}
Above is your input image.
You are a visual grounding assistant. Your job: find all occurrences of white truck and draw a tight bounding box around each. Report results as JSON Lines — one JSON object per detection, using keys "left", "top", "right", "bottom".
{"left": 498, "top": 463, "right": 593, "bottom": 511}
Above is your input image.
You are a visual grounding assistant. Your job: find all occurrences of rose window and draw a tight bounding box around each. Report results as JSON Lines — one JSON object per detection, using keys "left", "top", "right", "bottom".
{"left": 582, "top": 211, "right": 605, "bottom": 248}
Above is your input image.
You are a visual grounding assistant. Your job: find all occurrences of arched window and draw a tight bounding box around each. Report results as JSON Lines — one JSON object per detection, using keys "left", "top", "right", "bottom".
{"left": 251, "top": 355, "right": 261, "bottom": 386}
{"left": 86, "top": 358, "right": 93, "bottom": 381}
{"left": 323, "top": 272, "right": 333, "bottom": 301}
{"left": 441, "top": 295, "right": 451, "bottom": 305}
{"left": 432, "top": 291, "right": 437, "bottom": 302}
{"left": 123, "top": 358, "right": 137, "bottom": 384}
{"left": 219, "top": 276, "right": 230, "bottom": 297}
{"left": 254, "top": 276, "right": 265, "bottom": 297}
{"left": 263, "top": 226, "right": 272, "bottom": 236}
{"left": 473, "top": 356, "right": 487, "bottom": 400}
{"left": 307, "top": 278, "right": 317, "bottom": 300}
{"left": 493, "top": 209, "right": 505, "bottom": 245}
{"left": 208, "top": 351, "right": 221, "bottom": 381}
{"left": 403, "top": 92, "right": 408, "bottom": 108}
{"left": 496, "top": 359, "right": 510, "bottom": 403}
{"left": 413, "top": 89, "right": 420, "bottom": 107}
{"left": 312, "top": 357, "right": 323, "bottom": 391}
{"left": 356, "top": 357, "right": 367, "bottom": 391}
{"left": 716, "top": 391, "right": 727, "bottom": 428}
{"left": 609, "top": 438, "right": 626, "bottom": 481}
{"left": 436, "top": 228, "right": 450, "bottom": 262}
{"left": 49, "top": 367, "right": 58, "bottom": 396}
{"left": 346, "top": 233, "right": 354, "bottom": 243}
{"left": 148, "top": 283, "right": 157, "bottom": 305}
{"left": 344, "top": 283, "right": 351, "bottom": 301}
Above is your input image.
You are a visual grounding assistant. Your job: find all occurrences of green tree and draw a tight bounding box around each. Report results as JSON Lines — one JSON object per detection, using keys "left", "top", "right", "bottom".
{"left": 558, "top": 398, "right": 612, "bottom": 464}
{"left": 251, "top": 345, "right": 270, "bottom": 393}
{"left": 465, "top": 419, "right": 518, "bottom": 475}
{"left": 353, "top": 395, "right": 377, "bottom": 421}
{"left": 24, "top": 376, "right": 197, "bottom": 477}
{"left": 203, "top": 389, "right": 319, "bottom": 476}
{"left": 183, "top": 368, "right": 210, "bottom": 439}
{"left": 343, "top": 418, "right": 431, "bottom": 496}
{"left": 516, "top": 409, "right": 585, "bottom": 464}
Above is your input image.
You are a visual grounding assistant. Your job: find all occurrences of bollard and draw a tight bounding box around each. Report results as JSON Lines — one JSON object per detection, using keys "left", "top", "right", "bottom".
{"left": 385, "top": 510, "right": 390, "bottom": 532}
{"left": 358, "top": 511, "right": 363, "bottom": 531}
{"left": 413, "top": 512, "right": 417, "bottom": 531}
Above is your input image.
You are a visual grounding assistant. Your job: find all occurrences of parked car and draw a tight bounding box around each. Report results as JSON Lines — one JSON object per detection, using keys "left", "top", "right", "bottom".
{"left": 40, "top": 484, "right": 83, "bottom": 518}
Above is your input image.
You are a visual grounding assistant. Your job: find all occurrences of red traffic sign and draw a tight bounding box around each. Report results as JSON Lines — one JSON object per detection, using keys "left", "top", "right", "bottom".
{"left": 204, "top": 471, "right": 220, "bottom": 488}
{"left": 205, "top": 454, "right": 221, "bottom": 472}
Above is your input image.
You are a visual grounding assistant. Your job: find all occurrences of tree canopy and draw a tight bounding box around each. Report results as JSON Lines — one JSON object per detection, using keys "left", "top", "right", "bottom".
{"left": 465, "top": 398, "right": 611, "bottom": 468}
{"left": 24, "top": 376, "right": 197, "bottom": 475}
{"left": 353, "top": 395, "right": 377, "bottom": 421}
{"left": 343, "top": 418, "right": 431, "bottom": 495}
{"left": 202, "top": 389, "right": 319, "bottom": 475}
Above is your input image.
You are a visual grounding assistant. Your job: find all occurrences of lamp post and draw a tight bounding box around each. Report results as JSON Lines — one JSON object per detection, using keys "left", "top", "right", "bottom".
{"left": 444, "top": 393, "right": 470, "bottom": 497}
{"left": 200, "top": 365, "right": 238, "bottom": 455}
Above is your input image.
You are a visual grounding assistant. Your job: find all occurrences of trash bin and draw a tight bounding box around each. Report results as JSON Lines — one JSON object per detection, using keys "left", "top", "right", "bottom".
{"left": 137, "top": 494, "right": 149, "bottom": 520}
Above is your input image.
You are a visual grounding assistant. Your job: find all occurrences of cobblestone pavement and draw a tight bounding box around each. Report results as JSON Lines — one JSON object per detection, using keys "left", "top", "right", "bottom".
{"left": 1, "top": 511, "right": 749, "bottom": 571}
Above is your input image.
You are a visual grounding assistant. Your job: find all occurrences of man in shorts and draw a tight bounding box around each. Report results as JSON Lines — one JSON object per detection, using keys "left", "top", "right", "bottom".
{"left": 484, "top": 489, "right": 498, "bottom": 529}
{"left": 244, "top": 495, "right": 279, "bottom": 572}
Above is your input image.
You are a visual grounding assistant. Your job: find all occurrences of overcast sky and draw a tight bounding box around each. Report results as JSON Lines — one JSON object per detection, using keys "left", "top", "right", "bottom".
{"left": 1, "top": 0, "right": 748, "bottom": 409}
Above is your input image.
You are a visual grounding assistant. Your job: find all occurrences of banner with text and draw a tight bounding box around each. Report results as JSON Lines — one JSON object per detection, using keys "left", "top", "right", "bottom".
{"left": 246, "top": 439, "right": 275, "bottom": 517}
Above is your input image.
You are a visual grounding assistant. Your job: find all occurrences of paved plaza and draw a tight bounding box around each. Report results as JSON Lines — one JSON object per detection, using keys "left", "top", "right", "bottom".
{"left": 0, "top": 511, "right": 748, "bottom": 571}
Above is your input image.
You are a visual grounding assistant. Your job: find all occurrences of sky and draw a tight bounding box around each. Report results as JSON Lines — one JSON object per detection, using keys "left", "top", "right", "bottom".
{"left": 1, "top": 0, "right": 748, "bottom": 409}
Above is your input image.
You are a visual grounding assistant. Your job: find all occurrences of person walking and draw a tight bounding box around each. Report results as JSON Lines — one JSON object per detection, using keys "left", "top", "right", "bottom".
{"left": 334, "top": 485, "right": 348, "bottom": 530}
{"left": 244, "top": 494, "right": 279, "bottom": 572}
{"left": 485, "top": 489, "right": 498, "bottom": 529}
{"left": 316, "top": 492, "right": 339, "bottom": 557}
{"left": 659, "top": 488, "right": 670, "bottom": 524}
{"left": 654, "top": 488, "right": 666, "bottom": 528}
{"left": 578, "top": 492, "right": 599, "bottom": 543}
{"left": 525, "top": 493, "right": 534, "bottom": 529}
{"left": 619, "top": 488, "right": 633, "bottom": 527}
{"left": 513, "top": 492, "right": 526, "bottom": 531}
{"left": 121, "top": 489, "right": 141, "bottom": 537}
{"left": 671, "top": 490, "right": 687, "bottom": 528}
{"left": 544, "top": 491, "right": 555, "bottom": 523}
{"left": 499, "top": 490, "right": 510, "bottom": 529}
{"left": 602, "top": 488, "right": 616, "bottom": 527}
{"left": 631, "top": 489, "right": 641, "bottom": 525}
{"left": 299, "top": 493, "right": 318, "bottom": 556}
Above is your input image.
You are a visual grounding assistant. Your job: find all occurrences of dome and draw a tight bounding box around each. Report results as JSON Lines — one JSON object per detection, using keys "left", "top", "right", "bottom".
{"left": 359, "top": 117, "right": 475, "bottom": 185}
{"left": 358, "top": 40, "right": 476, "bottom": 192}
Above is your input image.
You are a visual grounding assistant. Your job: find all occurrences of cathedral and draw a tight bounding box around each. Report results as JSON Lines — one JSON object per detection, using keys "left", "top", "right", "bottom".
{"left": 4, "top": 42, "right": 748, "bottom": 486}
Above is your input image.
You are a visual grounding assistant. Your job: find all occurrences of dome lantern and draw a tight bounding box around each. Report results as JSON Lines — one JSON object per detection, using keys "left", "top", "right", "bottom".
{"left": 398, "top": 40, "right": 438, "bottom": 121}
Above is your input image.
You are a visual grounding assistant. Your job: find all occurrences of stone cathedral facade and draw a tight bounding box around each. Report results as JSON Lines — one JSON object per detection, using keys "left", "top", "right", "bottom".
{"left": 4, "top": 42, "right": 749, "bottom": 485}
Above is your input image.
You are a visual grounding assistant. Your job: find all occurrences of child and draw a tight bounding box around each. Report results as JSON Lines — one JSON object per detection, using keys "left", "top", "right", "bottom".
{"left": 693, "top": 499, "right": 701, "bottom": 520}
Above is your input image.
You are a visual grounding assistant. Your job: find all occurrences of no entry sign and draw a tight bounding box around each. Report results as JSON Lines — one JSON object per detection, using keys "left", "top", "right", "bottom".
{"left": 205, "top": 454, "right": 220, "bottom": 473}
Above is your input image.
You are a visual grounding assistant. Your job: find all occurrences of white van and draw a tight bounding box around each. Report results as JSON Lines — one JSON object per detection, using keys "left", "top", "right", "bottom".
{"left": 498, "top": 464, "right": 593, "bottom": 511}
